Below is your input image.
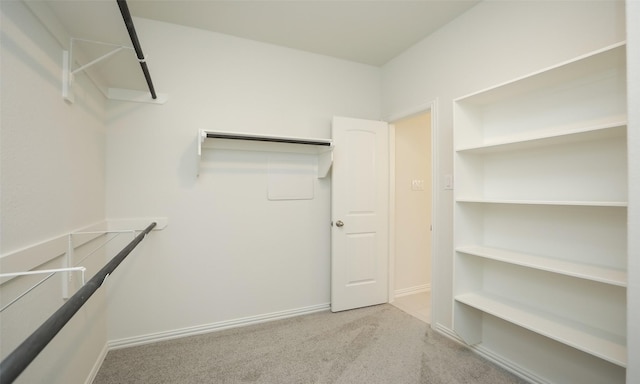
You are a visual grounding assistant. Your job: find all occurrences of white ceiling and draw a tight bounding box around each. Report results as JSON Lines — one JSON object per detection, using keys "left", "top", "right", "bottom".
{"left": 42, "top": 0, "right": 478, "bottom": 92}
{"left": 126, "top": 0, "right": 479, "bottom": 67}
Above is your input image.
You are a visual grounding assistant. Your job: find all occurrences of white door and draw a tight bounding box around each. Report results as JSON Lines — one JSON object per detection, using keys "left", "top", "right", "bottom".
{"left": 331, "top": 116, "right": 389, "bottom": 312}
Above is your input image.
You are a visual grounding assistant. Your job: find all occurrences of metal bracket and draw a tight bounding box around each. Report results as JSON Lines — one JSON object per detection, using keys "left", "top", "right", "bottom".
{"left": 62, "top": 38, "right": 134, "bottom": 103}
{"left": 0, "top": 267, "right": 86, "bottom": 312}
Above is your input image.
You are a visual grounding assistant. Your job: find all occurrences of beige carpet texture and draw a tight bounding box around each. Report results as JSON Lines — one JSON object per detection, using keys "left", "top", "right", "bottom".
{"left": 94, "top": 304, "right": 528, "bottom": 384}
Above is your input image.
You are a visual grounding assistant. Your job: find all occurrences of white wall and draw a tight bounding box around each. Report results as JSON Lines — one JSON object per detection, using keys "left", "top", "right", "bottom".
{"left": 3, "top": 0, "right": 634, "bottom": 381}
{"left": 0, "top": 2, "right": 106, "bottom": 254}
{"left": 104, "top": 18, "right": 382, "bottom": 342}
{"left": 382, "top": 0, "right": 626, "bottom": 331}
{"left": 0, "top": 1, "right": 107, "bottom": 383}
{"left": 626, "top": 0, "right": 640, "bottom": 380}
{"left": 393, "top": 113, "right": 431, "bottom": 294}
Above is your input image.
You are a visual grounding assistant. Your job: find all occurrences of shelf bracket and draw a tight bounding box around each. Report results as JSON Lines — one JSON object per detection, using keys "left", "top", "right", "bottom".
{"left": 63, "top": 38, "right": 132, "bottom": 103}
{"left": 62, "top": 38, "right": 168, "bottom": 104}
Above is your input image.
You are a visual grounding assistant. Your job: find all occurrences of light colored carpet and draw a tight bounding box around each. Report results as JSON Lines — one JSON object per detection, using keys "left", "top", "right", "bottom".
{"left": 94, "top": 304, "right": 528, "bottom": 384}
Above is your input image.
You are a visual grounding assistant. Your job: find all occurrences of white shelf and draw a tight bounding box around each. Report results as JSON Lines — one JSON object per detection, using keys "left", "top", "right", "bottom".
{"left": 453, "top": 43, "right": 627, "bottom": 150}
{"left": 456, "top": 122, "right": 626, "bottom": 154}
{"left": 197, "top": 129, "right": 334, "bottom": 178}
{"left": 454, "top": 42, "right": 626, "bottom": 106}
{"left": 456, "top": 245, "right": 627, "bottom": 287}
{"left": 453, "top": 42, "right": 628, "bottom": 381}
{"left": 455, "top": 198, "right": 628, "bottom": 207}
{"left": 454, "top": 202, "right": 627, "bottom": 272}
{"left": 455, "top": 292, "right": 627, "bottom": 367}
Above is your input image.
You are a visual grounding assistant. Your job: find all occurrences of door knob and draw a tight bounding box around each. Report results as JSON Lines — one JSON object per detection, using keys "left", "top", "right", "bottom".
{"left": 336, "top": 220, "right": 344, "bottom": 227}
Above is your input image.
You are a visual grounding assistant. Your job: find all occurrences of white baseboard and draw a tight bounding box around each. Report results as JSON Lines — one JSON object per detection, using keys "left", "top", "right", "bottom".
{"left": 433, "top": 322, "right": 461, "bottom": 341}
{"left": 432, "top": 323, "right": 548, "bottom": 384}
{"left": 98, "top": 309, "right": 546, "bottom": 384}
{"left": 85, "top": 343, "right": 109, "bottom": 384}
{"left": 472, "top": 345, "right": 550, "bottom": 384}
{"left": 394, "top": 283, "right": 431, "bottom": 298}
{"left": 108, "top": 303, "right": 331, "bottom": 350}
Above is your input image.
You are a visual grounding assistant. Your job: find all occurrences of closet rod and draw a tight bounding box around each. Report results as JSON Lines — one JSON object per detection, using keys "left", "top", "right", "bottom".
{"left": 206, "top": 132, "right": 333, "bottom": 146}
{"left": 0, "top": 222, "right": 157, "bottom": 384}
{"left": 116, "top": 0, "right": 157, "bottom": 100}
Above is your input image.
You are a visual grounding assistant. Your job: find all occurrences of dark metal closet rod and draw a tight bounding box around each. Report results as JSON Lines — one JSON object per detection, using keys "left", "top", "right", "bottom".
{"left": 0, "top": 222, "right": 157, "bottom": 384}
{"left": 206, "top": 132, "right": 332, "bottom": 146}
{"left": 116, "top": 0, "right": 157, "bottom": 99}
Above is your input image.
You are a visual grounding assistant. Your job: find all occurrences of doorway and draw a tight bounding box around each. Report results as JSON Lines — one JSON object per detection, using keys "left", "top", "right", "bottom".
{"left": 389, "top": 111, "right": 432, "bottom": 324}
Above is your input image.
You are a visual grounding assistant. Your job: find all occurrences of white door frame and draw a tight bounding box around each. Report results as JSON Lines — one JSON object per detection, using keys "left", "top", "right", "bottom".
{"left": 386, "top": 98, "right": 439, "bottom": 327}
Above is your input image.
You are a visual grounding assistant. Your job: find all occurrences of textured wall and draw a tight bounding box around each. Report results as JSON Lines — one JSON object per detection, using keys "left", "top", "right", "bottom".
{"left": 0, "top": 1, "right": 107, "bottom": 383}
{"left": 104, "top": 17, "right": 382, "bottom": 342}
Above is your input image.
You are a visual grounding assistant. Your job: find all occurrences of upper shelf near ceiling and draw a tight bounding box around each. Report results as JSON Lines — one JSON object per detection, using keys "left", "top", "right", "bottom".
{"left": 23, "top": 0, "right": 166, "bottom": 104}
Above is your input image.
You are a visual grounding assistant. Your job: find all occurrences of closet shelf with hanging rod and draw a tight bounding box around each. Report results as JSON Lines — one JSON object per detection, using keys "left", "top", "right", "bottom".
{"left": 60, "top": 0, "right": 167, "bottom": 104}
{"left": 197, "top": 129, "right": 334, "bottom": 178}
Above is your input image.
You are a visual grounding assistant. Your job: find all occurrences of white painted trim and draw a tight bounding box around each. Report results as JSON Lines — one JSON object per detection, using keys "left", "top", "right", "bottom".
{"left": 388, "top": 123, "right": 396, "bottom": 303}
{"left": 433, "top": 323, "right": 548, "bottom": 384}
{"left": 626, "top": 2, "right": 639, "bottom": 381}
{"left": 395, "top": 283, "right": 431, "bottom": 297}
{"left": 84, "top": 343, "right": 109, "bottom": 384}
{"left": 429, "top": 98, "right": 440, "bottom": 333}
{"left": 108, "top": 303, "right": 331, "bottom": 350}
{"left": 434, "top": 322, "right": 461, "bottom": 340}
{"left": 472, "top": 345, "right": 550, "bottom": 384}
{"left": 386, "top": 101, "right": 435, "bottom": 124}
{"left": 100, "top": 305, "right": 547, "bottom": 384}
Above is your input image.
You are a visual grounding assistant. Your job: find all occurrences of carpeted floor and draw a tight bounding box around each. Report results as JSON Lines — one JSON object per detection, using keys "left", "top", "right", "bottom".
{"left": 93, "top": 304, "right": 528, "bottom": 384}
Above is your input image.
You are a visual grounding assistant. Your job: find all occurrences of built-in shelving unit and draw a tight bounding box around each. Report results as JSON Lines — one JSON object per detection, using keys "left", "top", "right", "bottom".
{"left": 453, "top": 42, "right": 628, "bottom": 383}
{"left": 197, "top": 129, "right": 334, "bottom": 177}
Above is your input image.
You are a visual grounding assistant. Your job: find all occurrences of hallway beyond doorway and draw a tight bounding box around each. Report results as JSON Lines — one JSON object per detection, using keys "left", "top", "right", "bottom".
{"left": 391, "top": 291, "right": 430, "bottom": 324}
